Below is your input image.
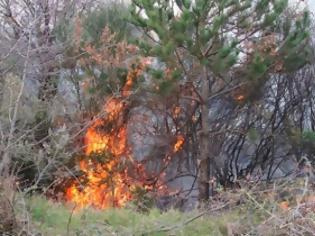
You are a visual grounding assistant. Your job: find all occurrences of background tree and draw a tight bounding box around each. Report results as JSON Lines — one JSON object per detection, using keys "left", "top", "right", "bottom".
{"left": 129, "top": 0, "right": 310, "bottom": 202}
{"left": 0, "top": 0, "right": 89, "bottom": 176}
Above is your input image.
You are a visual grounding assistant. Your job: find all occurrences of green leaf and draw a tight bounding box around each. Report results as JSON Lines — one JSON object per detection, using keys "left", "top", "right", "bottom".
{"left": 212, "top": 15, "right": 227, "bottom": 32}
{"left": 274, "top": 0, "right": 288, "bottom": 14}
{"left": 200, "top": 28, "right": 213, "bottom": 44}
{"left": 302, "top": 131, "right": 315, "bottom": 142}
{"left": 162, "top": 41, "right": 175, "bottom": 57}
{"left": 249, "top": 54, "right": 268, "bottom": 78}
{"left": 256, "top": 0, "right": 269, "bottom": 15}
{"left": 150, "top": 69, "right": 164, "bottom": 80}
{"left": 158, "top": 80, "right": 174, "bottom": 95}
{"left": 171, "top": 69, "right": 182, "bottom": 80}
{"left": 181, "top": 9, "right": 192, "bottom": 22}
{"left": 219, "top": 46, "right": 232, "bottom": 59}
{"left": 99, "top": 72, "right": 108, "bottom": 81}
{"left": 182, "top": 0, "right": 191, "bottom": 9}
{"left": 263, "top": 12, "right": 278, "bottom": 26}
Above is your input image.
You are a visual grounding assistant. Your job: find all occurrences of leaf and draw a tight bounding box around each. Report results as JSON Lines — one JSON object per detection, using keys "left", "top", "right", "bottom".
{"left": 150, "top": 69, "right": 164, "bottom": 80}
{"left": 171, "top": 69, "right": 182, "bottom": 80}
{"left": 99, "top": 71, "right": 108, "bottom": 81}
{"left": 158, "top": 80, "right": 174, "bottom": 95}
{"left": 182, "top": 0, "right": 191, "bottom": 9}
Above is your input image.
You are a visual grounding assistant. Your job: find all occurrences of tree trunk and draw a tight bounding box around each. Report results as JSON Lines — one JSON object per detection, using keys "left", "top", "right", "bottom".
{"left": 198, "top": 69, "right": 210, "bottom": 203}
{"left": 0, "top": 153, "right": 10, "bottom": 177}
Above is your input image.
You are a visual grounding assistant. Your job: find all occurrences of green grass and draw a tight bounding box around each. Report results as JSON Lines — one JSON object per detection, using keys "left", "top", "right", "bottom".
{"left": 24, "top": 196, "right": 239, "bottom": 236}
{"left": 18, "top": 179, "right": 315, "bottom": 236}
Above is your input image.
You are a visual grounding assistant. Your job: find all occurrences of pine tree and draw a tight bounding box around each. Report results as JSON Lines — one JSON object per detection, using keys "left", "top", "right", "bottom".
{"left": 129, "top": 0, "right": 310, "bottom": 203}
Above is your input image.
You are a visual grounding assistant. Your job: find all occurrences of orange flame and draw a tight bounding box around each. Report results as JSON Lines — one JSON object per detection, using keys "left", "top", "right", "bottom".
{"left": 65, "top": 98, "right": 133, "bottom": 208}
{"left": 65, "top": 59, "right": 180, "bottom": 209}
{"left": 174, "top": 135, "right": 185, "bottom": 152}
{"left": 235, "top": 95, "right": 245, "bottom": 101}
{"left": 65, "top": 65, "right": 145, "bottom": 209}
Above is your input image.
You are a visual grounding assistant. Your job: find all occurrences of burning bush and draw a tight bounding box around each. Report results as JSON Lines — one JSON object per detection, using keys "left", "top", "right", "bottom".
{"left": 64, "top": 55, "right": 182, "bottom": 209}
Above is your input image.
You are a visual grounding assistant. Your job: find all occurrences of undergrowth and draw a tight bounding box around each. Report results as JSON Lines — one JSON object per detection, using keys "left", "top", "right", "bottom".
{"left": 1, "top": 177, "right": 315, "bottom": 235}
{"left": 23, "top": 196, "right": 239, "bottom": 236}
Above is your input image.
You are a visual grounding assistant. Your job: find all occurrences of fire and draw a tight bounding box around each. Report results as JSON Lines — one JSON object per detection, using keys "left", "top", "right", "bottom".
{"left": 235, "top": 94, "right": 245, "bottom": 102}
{"left": 65, "top": 98, "right": 133, "bottom": 208}
{"left": 65, "top": 64, "right": 145, "bottom": 209}
{"left": 174, "top": 135, "right": 185, "bottom": 152}
{"left": 65, "top": 59, "right": 183, "bottom": 209}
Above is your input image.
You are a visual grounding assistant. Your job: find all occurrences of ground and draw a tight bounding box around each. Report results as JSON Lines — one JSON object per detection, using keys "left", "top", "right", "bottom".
{"left": 3, "top": 179, "right": 314, "bottom": 236}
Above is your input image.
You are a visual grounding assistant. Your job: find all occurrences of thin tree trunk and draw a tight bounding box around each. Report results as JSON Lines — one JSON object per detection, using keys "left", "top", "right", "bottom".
{"left": 198, "top": 68, "right": 210, "bottom": 203}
